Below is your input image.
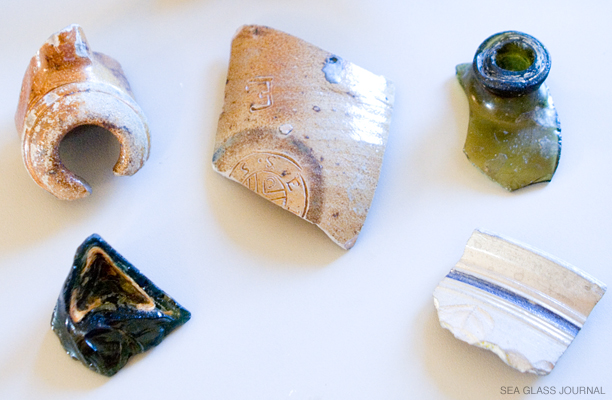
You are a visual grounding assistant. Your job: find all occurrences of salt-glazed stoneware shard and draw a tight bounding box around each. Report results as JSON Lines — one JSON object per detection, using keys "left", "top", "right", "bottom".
{"left": 456, "top": 31, "right": 561, "bottom": 191}
{"left": 433, "top": 230, "right": 606, "bottom": 375}
{"left": 15, "top": 24, "right": 150, "bottom": 200}
{"left": 51, "top": 234, "right": 190, "bottom": 376}
{"left": 212, "top": 25, "right": 395, "bottom": 249}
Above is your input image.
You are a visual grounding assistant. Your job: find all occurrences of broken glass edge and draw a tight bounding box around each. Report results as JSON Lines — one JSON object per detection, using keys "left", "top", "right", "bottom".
{"left": 51, "top": 234, "right": 191, "bottom": 376}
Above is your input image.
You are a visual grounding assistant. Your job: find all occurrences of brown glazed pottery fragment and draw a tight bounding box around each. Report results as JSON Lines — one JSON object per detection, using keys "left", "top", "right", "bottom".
{"left": 15, "top": 24, "right": 150, "bottom": 200}
{"left": 213, "top": 25, "right": 395, "bottom": 249}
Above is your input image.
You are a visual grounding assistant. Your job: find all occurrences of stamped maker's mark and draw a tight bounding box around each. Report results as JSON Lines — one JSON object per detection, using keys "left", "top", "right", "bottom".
{"left": 230, "top": 152, "right": 308, "bottom": 217}
{"left": 246, "top": 76, "right": 273, "bottom": 112}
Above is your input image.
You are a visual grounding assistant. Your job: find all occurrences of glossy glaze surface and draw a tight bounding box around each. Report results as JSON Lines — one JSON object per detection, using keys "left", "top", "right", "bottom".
{"left": 51, "top": 234, "right": 191, "bottom": 376}
{"left": 213, "top": 25, "right": 395, "bottom": 249}
{"left": 3, "top": 3, "right": 612, "bottom": 399}
{"left": 15, "top": 24, "right": 150, "bottom": 200}
{"left": 434, "top": 230, "right": 606, "bottom": 375}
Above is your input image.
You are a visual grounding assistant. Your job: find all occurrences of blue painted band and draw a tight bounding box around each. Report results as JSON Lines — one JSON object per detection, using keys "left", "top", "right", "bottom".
{"left": 447, "top": 270, "right": 580, "bottom": 337}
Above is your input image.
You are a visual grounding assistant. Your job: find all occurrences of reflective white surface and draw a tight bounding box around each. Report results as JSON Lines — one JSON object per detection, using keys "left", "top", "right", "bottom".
{"left": 0, "top": 1, "right": 611, "bottom": 399}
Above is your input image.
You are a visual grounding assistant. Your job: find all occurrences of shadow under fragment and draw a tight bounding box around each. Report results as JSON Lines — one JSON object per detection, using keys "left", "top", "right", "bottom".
{"left": 202, "top": 63, "right": 345, "bottom": 268}
{"left": 417, "top": 305, "right": 538, "bottom": 400}
{"left": 0, "top": 125, "right": 120, "bottom": 256}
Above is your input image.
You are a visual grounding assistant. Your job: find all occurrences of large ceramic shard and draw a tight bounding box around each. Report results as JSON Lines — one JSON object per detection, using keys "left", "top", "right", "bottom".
{"left": 15, "top": 24, "right": 150, "bottom": 200}
{"left": 433, "top": 230, "right": 606, "bottom": 375}
{"left": 51, "top": 234, "right": 190, "bottom": 376}
{"left": 213, "top": 25, "right": 395, "bottom": 249}
{"left": 456, "top": 31, "right": 561, "bottom": 191}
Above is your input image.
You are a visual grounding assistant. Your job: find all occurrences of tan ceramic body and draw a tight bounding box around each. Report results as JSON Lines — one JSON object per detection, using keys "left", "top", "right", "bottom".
{"left": 213, "top": 25, "right": 395, "bottom": 249}
{"left": 16, "top": 25, "right": 150, "bottom": 200}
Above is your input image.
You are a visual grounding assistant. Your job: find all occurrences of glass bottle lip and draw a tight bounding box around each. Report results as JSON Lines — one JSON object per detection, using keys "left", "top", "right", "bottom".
{"left": 472, "top": 31, "right": 551, "bottom": 97}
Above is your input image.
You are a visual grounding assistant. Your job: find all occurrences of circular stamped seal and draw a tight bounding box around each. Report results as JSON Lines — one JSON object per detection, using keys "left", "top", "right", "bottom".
{"left": 230, "top": 152, "right": 309, "bottom": 218}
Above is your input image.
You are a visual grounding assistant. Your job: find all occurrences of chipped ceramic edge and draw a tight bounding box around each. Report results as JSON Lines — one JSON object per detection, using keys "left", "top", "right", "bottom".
{"left": 15, "top": 24, "right": 150, "bottom": 200}
{"left": 433, "top": 229, "right": 606, "bottom": 375}
{"left": 476, "top": 229, "right": 606, "bottom": 290}
{"left": 212, "top": 25, "right": 395, "bottom": 249}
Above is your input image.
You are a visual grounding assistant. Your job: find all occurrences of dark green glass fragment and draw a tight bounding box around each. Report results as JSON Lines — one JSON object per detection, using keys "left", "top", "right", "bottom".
{"left": 457, "top": 31, "right": 561, "bottom": 191}
{"left": 51, "top": 234, "right": 191, "bottom": 376}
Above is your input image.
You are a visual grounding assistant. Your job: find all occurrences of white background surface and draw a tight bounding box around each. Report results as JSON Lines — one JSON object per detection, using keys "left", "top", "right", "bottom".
{"left": 1, "top": 1, "right": 611, "bottom": 399}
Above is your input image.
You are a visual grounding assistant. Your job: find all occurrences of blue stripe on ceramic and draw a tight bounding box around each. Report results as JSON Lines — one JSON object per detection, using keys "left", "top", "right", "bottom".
{"left": 447, "top": 269, "right": 580, "bottom": 337}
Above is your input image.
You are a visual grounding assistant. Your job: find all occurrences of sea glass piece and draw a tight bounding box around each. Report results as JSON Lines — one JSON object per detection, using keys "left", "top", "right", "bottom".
{"left": 212, "top": 25, "right": 395, "bottom": 249}
{"left": 456, "top": 31, "right": 561, "bottom": 191}
{"left": 51, "top": 234, "right": 190, "bottom": 376}
{"left": 15, "top": 24, "right": 150, "bottom": 200}
{"left": 433, "top": 229, "right": 606, "bottom": 375}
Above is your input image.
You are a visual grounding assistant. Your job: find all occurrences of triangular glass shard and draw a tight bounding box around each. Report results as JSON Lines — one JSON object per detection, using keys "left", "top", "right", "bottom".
{"left": 51, "top": 234, "right": 191, "bottom": 376}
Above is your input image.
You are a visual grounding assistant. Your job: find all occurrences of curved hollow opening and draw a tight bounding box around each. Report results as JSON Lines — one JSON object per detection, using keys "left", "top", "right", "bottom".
{"left": 59, "top": 124, "right": 121, "bottom": 187}
{"left": 495, "top": 42, "right": 535, "bottom": 71}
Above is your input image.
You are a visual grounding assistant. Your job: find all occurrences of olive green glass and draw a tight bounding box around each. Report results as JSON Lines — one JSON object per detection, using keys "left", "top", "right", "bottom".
{"left": 457, "top": 32, "right": 561, "bottom": 191}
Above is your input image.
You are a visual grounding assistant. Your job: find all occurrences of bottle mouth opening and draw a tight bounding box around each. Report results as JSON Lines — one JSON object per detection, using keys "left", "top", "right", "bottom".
{"left": 472, "top": 31, "right": 551, "bottom": 97}
{"left": 495, "top": 42, "right": 535, "bottom": 72}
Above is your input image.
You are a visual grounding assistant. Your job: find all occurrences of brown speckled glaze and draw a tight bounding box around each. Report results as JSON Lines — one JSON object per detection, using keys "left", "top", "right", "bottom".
{"left": 15, "top": 24, "right": 150, "bottom": 200}
{"left": 213, "top": 25, "right": 395, "bottom": 249}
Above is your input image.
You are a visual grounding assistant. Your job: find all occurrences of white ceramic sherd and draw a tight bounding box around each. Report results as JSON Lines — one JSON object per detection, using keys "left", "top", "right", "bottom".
{"left": 433, "top": 229, "right": 606, "bottom": 375}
